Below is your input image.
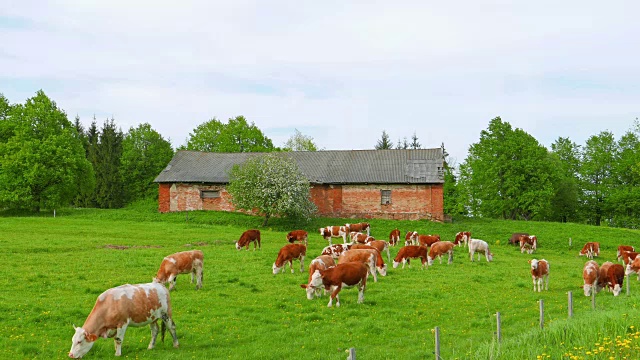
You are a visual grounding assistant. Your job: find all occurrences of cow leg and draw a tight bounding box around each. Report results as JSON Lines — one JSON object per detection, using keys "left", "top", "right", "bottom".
{"left": 532, "top": 276, "right": 536, "bottom": 292}
{"left": 386, "top": 248, "right": 391, "bottom": 263}
{"left": 469, "top": 251, "right": 474, "bottom": 262}
{"left": 289, "top": 260, "right": 294, "bottom": 274}
{"left": 402, "top": 258, "right": 407, "bottom": 269}
{"left": 299, "top": 256, "right": 305, "bottom": 273}
{"left": 162, "top": 313, "right": 180, "bottom": 348}
{"left": 148, "top": 321, "right": 159, "bottom": 349}
{"left": 114, "top": 325, "right": 128, "bottom": 356}
{"left": 357, "top": 281, "right": 365, "bottom": 304}
{"left": 195, "top": 264, "right": 203, "bottom": 290}
{"left": 421, "top": 258, "right": 427, "bottom": 270}
{"left": 448, "top": 252, "right": 453, "bottom": 264}
{"left": 544, "top": 274, "right": 549, "bottom": 291}
{"left": 328, "top": 285, "right": 341, "bottom": 307}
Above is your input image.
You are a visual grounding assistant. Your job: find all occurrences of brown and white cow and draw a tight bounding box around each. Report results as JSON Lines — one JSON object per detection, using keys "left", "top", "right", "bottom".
{"left": 604, "top": 263, "right": 625, "bottom": 296}
{"left": 405, "top": 231, "right": 418, "bottom": 246}
{"left": 389, "top": 228, "right": 401, "bottom": 246}
{"left": 272, "top": 244, "right": 307, "bottom": 274}
{"left": 286, "top": 230, "right": 308, "bottom": 246}
{"left": 319, "top": 226, "right": 349, "bottom": 245}
{"left": 519, "top": 235, "right": 538, "bottom": 254}
{"left": 579, "top": 242, "right": 600, "bottom": 259}
{"left": 417, "top": 234, "right": 441, "bottom": 248}
{"left": 509, "top": 232, "right": 529, "bottom": 246}
{"left": 427, "top": 241, "right": 455, "bottom": 266}
{"left": 153, "top": 250, "right": 204, "bottom": 291}
{"left": 582, "top": 260, "right": 600, "bottom": 296}
{"left": 454, "top": 231, "right": 471, "bottom": 247}
{"left": 236, "top": 229, "right": 261, "bottom": 250}
{"left": 625, "top": 256, "right": 640, "bottom": 281}
{"left": 598, "top": 261, "right": 614, "bottom": 292}
{"left": 346, "top": 222, "right": 371, "bottom": 236}
{"left": 348, "top": 245, "right": 388, "bottom": 276}
{"left": 393, "top": 245, "right": 428, "bottom": 269}
{"left": 300, "top": 262, "right": 368, "bottom": 307}
{"left": 617, "top": 245, "right": 635, "bottom": 261}
{"left": 365, "top": 239, "right": 391, "bottom": 263}
{"left": 69, "top": 282, "right": 179, "bottom": 358}
{"left": 620, "top": 251, "right": 639, "bottom": 266}
{"left": 351, "top": 232, "right": 372, "bottom": 244}
{"left": 303, "top": 255, "right": 336, "bottom": 298}
{"left": 468, "top": 239, "right": 493, "bottom": 262}
{"left": 338, "top": 249, "right": 383, "bottom": 281}
{"left": 321, "top": 243, "right": 352, "bottom": 259}
{"left": 529, "top": 259, "right": 549, "bottom": 292}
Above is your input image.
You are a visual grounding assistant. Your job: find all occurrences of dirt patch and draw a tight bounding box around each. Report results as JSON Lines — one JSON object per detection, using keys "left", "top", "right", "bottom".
{"left": 185, "top": 241, "right": 210, "bottom": 247}
{"left": 103, "top": 244, "right": 163, "bottom": 250}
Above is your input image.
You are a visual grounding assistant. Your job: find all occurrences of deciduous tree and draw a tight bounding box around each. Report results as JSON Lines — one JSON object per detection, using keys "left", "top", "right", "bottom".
{"left": 184, "top": 116, "right": 274, "bottom": 152}
{"left": 283, "top": 129, "right": 319, "bottom": 151}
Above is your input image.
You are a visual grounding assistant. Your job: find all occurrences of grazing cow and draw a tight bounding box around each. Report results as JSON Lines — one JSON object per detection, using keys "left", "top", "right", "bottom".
{"left": 389, "top": 228, "right": 401, "bottom": 246}
{"left": 347, "top": 222, "right": 371, "bottom": 236}
{"left": 519, "top": 235, "right": 538, "bottom": 254}
{"left": 338, "top": 249, "right": 383, "bottom": 281}
{"left": 405, "top": 231, "right": 418, "bottom": 246}
{"left": 348, "top": 245, "right": 387, "bottom": 276}
{"left": 468, "top": 239, "right": 493, "bottom": 262}
{"left": 427, "top": 241, "right": 455, "bottom": 265}
{"left": 625, "top": 256, "right": 640, "bottom": 281}
{"left": 321, "top": 243, "right": 352, "bottom": 259}
{"left": 286, "top": 230, "right": 308, "bottom": 246}
{"left": 153, "top": 250, "right": 204, "bottom": 291}
{"left": 272, "top": 244, "right": 306, "bottom": 274}
{"left": 351, "top": 232, "right": 371, "bottom": 244}
{"left": 366, "top": 239, "right": 391, "bottom": 263}
{"left": 579, "top": 242, "right": 600, "bottom": 259}
{"left": 319, "top": 226, "right": 349, "bottom": 245}
{"left": 454, "top": 231, "right": 471, "bottom": 247}
{"left": 393, "top": 245, "right": 428, "bottom": 269}
{"left": 604, "top": 264, "right": 625, "bottom": 296}
{"left": 236, "top": 229, "right": 261, "bottom": 250}
{"left": 509, "top": 233, "right": 529, "bottom": 246}
{"left": 529, "top": 259, "right": 549, "bottom": 292}
{"left": 417, "top": 234, "right": 441, "bottom": 248}
{"left": 621, "top": 251, "right": 639, "bottom": 266}
{"left": 582, "top": 260, "right": 600, "bottom": 296}
{"left": 303, "top": 255, "right": 336, "bottom": 298}
{"left": 598, "top": 262, "right": 614, "bottom": 292}
{"left": 300, "top": 262, "right": 368, "bottom": 307}
{"left": 68, "top": 282, "right": 179, "bottom": 358}
{"left": 618, "top": 245, "right": 635, "bottom": 261}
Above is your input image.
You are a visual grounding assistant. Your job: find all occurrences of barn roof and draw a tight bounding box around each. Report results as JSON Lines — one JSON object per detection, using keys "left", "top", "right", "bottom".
{"left": 154, "top": 149, "right": 445, "bottom": 184}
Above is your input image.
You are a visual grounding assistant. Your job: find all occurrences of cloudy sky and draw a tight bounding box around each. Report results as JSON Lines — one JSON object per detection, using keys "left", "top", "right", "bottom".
{"left": 2, "top": 1, "right": 638, "bottom": 165}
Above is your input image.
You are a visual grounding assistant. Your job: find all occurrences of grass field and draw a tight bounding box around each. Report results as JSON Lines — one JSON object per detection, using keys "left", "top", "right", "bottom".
{"left": 1, "top": 202, "right": 640, "bottom": 359}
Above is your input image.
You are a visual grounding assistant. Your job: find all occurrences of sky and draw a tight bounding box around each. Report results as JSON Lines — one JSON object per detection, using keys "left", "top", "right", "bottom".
{"left": 1, "top": 1, "right": 639, "bottom": 166}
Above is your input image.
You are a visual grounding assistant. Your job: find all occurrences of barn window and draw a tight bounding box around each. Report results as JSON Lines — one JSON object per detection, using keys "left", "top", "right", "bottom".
{"left": 200, "top": 190, "right": 220, "bottom": 199}
{"left": 381, "top": 190, "right": 391, "bottom": 205}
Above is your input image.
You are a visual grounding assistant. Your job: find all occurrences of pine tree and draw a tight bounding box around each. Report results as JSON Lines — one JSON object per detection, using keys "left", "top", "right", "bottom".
{"left": 375, "top": 130, "right": 393, "bottom": 149}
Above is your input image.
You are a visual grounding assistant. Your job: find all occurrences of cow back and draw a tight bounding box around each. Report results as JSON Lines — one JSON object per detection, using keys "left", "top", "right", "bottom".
{"left": 321, "top": 262, "right": 368, "bottom": 287}
{"left": 239, "top": 229, "right": 260, "bottom": 246}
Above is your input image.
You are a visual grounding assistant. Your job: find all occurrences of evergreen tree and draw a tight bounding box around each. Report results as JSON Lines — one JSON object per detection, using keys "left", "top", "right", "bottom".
{"left": 94, "top": 118, "right": 125, "bottom": 208}
{"left": 396, "top": 137, "right": 409, "bottom": 149}
{"left": 375, "top": 130, "right": 393, "bottom": 149}
{"left": 410, "top": 131, "right": 422, "bottom": 149}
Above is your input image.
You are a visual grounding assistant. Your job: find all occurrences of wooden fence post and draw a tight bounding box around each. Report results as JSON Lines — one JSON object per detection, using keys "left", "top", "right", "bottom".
{"left": 347, "top": 347, "right": 356, "bottom": 360}
{"left": 496, "top": 312, "right": 501, "bottom": 342}
{"left": 569, "top": 237, "right": 572, "bottom": 248}
{"left": 434, "top": 326, "right": 440, "bottom": 360}
{"left": 568, "top": 291, "right": 573, "bottom": 318}
{"left": 539, "top": 299, "right": 544, "bottom": 329}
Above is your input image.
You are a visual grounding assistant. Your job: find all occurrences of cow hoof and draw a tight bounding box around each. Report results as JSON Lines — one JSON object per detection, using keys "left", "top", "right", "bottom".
{"left": 173, "top": 343, "right": 180, "bottom": 348}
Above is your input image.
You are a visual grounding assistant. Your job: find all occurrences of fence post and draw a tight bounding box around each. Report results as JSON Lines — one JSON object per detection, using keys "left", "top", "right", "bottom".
{"left": 496, "top": 312, "right": 501, "bottom": 342}
{"left": 569, "top": 237, "right": 572, "bottom": 248}
{"left": 568, "top": 291, "right": 573, "bottom": 318}
{"left": 54, "top": 209, "right": 56, "bottom": 218}
{"left": 539, "top": 299, "right": 544, "bottom": 329}
{"left": 347, "top": 347, "right": 356, "bottom": 360}
{"left": 591, "top": 286, "right": 596, "bottom": 309}
{"left": 434, "top": 326, "right": 440, "bottom": 360}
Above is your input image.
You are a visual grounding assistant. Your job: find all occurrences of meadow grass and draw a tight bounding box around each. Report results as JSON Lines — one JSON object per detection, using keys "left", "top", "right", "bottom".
{"left": 1, "top": 202, "right": 640, "bottom": 359}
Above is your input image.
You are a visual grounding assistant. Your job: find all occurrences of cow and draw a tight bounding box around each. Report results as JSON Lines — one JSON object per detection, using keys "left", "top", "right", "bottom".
{"left": 346, "top": 222, "right": 371, "bottom": 236}
{"left": 153, "top": 250, "right": 204, "bottom": 291}
{"left": 319, "top": 226, "right": 349, "bottom": 245}
{"left": 338, "top": 249, "right": 383, "bottom": 281}
{"left": 617, "top": 245, "right": 635, "bottom": 261}
{"left": 236, "top": 229, "right": 261, "bottom": 250}
{"left": 272, "top": 244, "right": 306, "bottom": 274}
{"left": 582, "top": 260, "right": 600, "bottom": 296}
{"left": 405, "top": 231, "right": 418, "bottom": 246}
{"left": 393, "top": 245, "right": 428, "bottom": 269}
{"left": 529, "top": 259, "right": 549, "bottom": 292}
{"left": 625, "top": 256, "right": 640, "bottom": 281}
{"left": 389, "top": 228, "right": 401, "bottom": 246}
{"left": 351, "top": 232, "right": 371, "bottom": 244}
{"left": 509, "top": 232, "right": 529, "bottom": 246}
{"left": 427, "top": 241, "right": 455, "bottom": 266}
{"left": 598, "top": 261, "right": 614, "bottom": 292}
{"left": 604, "top": 263, "right": 625, "bottom": 296}
{"left": 417, "top": 234, "right": 441, "bottom": 248}
{"left": 579, "top": 242, "right": 600, "bottom": 259}
{"left": 303, "top": 255, "right": 336, "bottom": 298}
{"left": 620, "top": 251, "right": 639, "bottom": 266}
{"left": 468, "top": 239, "right": 493, "bottom": 262}
{"left": 320, "top": 243, "right": 352, "bottom": 259}
{"left": 348, "top": 245, "right": 388, "bottom": 276}
{"left": 454, "top": 231, "right": 471, "bottom": 247}
{"left": 519, "top": 235, "right": 537, "bottom": 254}
{"left": 68, "top": 282, "right": 179, "bottom": 358}
{"left": 365, "top": 239, "right": 391, "bottom": 263}
{"left": 300, "top": 262, "right": 368, "bottom": 307}
{"left": 286, "top": 230, "right": 308, "bottom": 246}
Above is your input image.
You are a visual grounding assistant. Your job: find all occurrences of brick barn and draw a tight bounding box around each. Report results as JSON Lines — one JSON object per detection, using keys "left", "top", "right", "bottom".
{"left": 154, "top": 149, "right": 445, "bottom": 221}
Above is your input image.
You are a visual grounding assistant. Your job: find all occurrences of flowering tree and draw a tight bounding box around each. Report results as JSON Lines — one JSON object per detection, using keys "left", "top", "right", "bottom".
{"left": 227, "top": 153, "right": 316, "bottom": 226}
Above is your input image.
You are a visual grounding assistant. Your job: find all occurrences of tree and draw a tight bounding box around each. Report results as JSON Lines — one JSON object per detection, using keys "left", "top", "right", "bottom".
{"left": 580, "top": 131, "right": 617, "bottom": 226}
{"left": 396, "top": 137, "right": 409, "bottom": 149}
{"left": 94, "top": 118, "right": 125, "bottom": 208}
{"left": 283, "top": 129, "right": 319, "bottom": 151}
{"left": 120, "top": 123, "right": 174, "bottom": 202}
{"left": 549, "top": 137, "right": 581, "bottom": 223}
{"left": 410, "top": 131, "right": 422, "bottom": 149}
{"left": 184, "top": 116, "right": 275, "bottom": 152}
{"left": 0, "top": 94, "right": 15, "bottom": 143}
{"left": 227, "top": 153, "right": 316, "bottom": 226}
{"left": 0, "top": 90, "right": 94, "bottom": 212}
{"left": 375, "top": 130, "right": 393, "bottom": 150}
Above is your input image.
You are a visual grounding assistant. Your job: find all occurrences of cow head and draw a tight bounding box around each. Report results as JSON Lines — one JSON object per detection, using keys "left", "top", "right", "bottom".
{"left": 392, "top": 260, "right": 400, "bottom": 269}
{"left": 300, "top": 270, "right": 323, "bottom": 299}
{"left": 378, "top": 263, "right": 388, "bottom": 276}
{"left": 235, "top": 241, "right": 242, "bottom": 250}
{"left": 529, "top": 259, "right": 538, "bottom": 270}
{"left": 612, "top": 284, "right": 622, "bottom": 297}
{"left": 486, "top": 252, "right": 494, "bottom": 262}
{"left": 69, "top": 326, "right": 97, "bottom": 358}
{"left": 583, "top": 284, "right": 593, "bottom": 297}
{"left": 272, "top": 263, "right": 283, "bottom": 275}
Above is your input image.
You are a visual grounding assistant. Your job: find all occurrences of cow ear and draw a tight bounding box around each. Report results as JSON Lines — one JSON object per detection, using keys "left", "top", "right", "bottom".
{"left": 86, "top": 333, "right": 98, "bottom": 342}
{"left": 528, "top": 260, "right": 532, "bottom": 264}
{"left": 300, "top": 284, "right": 307, "bottom": 289}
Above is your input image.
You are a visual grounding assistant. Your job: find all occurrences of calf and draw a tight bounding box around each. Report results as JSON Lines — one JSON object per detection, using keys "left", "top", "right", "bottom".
{"left": 236, "top": 229, "right": 261, "bottom": 250}
{"left": 69, "top": 282, "right": 179, "bottom": 358}
{"left": 286, "top": 230, "right": 308, "bottom": 246}
{"left": 272, "top": 244, "right": 306, "bottom": 274}
{"left": 417, "top": 234, "right": 441, "bottom": 248}
{"left": 405, "top": 231, "right": 418, "bottom": 246}
{"left": 529, "top": 259, "right": 549, "bottom": 292}
{"left": 468, "top": 239, "right": 493, "bottom": 262}
{"left": 618, "top": 245, "right": 635, "bottom": 261}
{"left": 625, "top": 256, "right": 640, "bottom": 281}
{"left": 427, "top": 241, "right": 455, "bottom": 265}
{"left": 519, "top": 235, "right": 537, "bottom": 254}
{"left": 300, "top": 262, "right": 368, "bottom": 307}
{"left": 153, "top": 250, "right": 204, "bottom": 291}
{"left": 303, "top": 255, "right": 336, "bottom": 298}
{"left": 389, "top": 228, "right": 401, "bottom": 246}
{"left": 509, "top": 232, "right": 529, "bottom": 246}
{"left": 319, "top": 226, "right": 349, "bottom": 245}
{"left": 621, "top": 251, "right": 639, "bottom": 266}
{"left": 346, "top": 222, "right": 371, "bottom": 236}
{"left": 582, "top": 260, "right": 600, "bottom": 296}
{"left": 454, "top": 231, "right": 471, "bottom": 247}
{"left": 338, "top": 249, "right": 382, "bottom": 281}
{"left": 605, "top": 264, "right": 625, "bottom": 296}
{"left": 366, "top": 239, "right": 391, "bottom": 263}
{"left": 321, "top": 243, "right": 352, "bottom": 259}
{"left": 393, "top": 245, "right": 428, "bottom": 269}
{"left": 579, "top": 242, "right": 600, "bottom": 259}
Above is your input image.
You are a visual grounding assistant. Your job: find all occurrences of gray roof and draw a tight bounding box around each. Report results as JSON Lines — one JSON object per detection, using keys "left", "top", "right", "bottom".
{"left": 154, "top": 149, "right": 445, "bottom": 184}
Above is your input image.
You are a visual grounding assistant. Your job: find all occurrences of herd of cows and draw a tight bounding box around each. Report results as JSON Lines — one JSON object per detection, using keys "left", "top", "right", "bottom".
{"left": 68, "top": 223, "right": 639, "bottom": 358}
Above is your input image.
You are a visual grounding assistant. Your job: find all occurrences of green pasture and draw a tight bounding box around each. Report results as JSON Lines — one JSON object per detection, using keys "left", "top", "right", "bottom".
{"left": 1, "top": 204, "right": 640, "bottom": 359}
